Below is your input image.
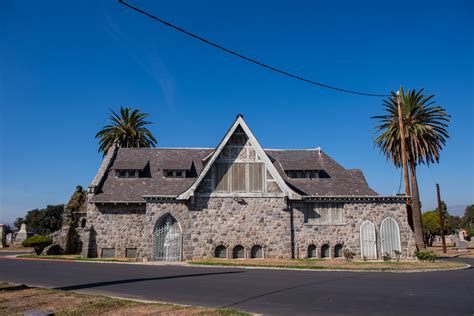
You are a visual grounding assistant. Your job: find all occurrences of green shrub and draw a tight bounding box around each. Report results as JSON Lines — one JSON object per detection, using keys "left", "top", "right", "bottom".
{"left": 383, "top": 252, "right": 391, "bottom": 261}
{"left": 22, "top": 236, "right": 52, "bottom": 255}
{"left": 343, "top": 250, "right": 355, "bottom": 262}
{"left": 415, "top": 251, "right": 437, "bottom": 262}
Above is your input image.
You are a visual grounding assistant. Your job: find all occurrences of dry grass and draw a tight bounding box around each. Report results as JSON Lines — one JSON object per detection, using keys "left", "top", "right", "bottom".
{"left": 189, "top": 258, "right": 468, "bottom": 271}
{"left": 0, "top": 283, "right": 249, "bottom": 316}
{"left": 0, "top": 247, "right": 33, "bottom": 252}
{"left": 427, "top": 246, "right": 474, "bottom": 258}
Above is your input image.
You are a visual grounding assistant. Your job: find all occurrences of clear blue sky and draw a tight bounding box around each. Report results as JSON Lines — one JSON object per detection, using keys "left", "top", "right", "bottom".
{"left": 1, "top": 0, "right": 473, "bottom": 223}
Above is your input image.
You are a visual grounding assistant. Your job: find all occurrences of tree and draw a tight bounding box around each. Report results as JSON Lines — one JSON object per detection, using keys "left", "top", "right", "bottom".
{"left": 23, "top": 205, "right": 64, "bottom": 235}
{"left": 422, "top": 211, "right": 440, "bottom": 246}
{"left": 446, "top": 215, "right": 462, "bottom": 235}
{"left": 373, "top": 87, "right": 450, "bottom": 250}
{"left": 95, "top": 107, "right": 157, "bottom": 156}
{"left": 461, "top": 204, "right": 474, "bottom": 236}
{"left": 14, "top": 217, "right": 24, "bottom": 230}
{"left": 63, "top": 186, "right": 87, "bottom": 227}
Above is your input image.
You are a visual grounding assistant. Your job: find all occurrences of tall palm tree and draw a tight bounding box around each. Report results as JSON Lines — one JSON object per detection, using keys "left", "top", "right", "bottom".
{"left": 373, "top": 87, "right": 450, "bottom": 250}
{"left": 96, "top": 107, "right": 157, "bottom": 156}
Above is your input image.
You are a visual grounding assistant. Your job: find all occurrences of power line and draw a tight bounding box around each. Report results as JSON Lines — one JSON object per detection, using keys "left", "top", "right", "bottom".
{"left": 118, "top": 0, "right": 390, "bottom": 97}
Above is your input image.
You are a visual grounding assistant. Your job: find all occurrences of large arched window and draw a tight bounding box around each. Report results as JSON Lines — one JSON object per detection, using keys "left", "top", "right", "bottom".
{"left": 251, "top": 245, "right": 262, "bottom": 259}
{"left": 307, "top": 244, "right": 317, "bottom": 258}
{"left": 214, "top": 245, "right": 227, "bottom": 258}
{"left": 233, "top": 245, "right": 245, "bottom": 259}
{"left": 321, "top": 244, "right": 330, "bottom": 258}
{"left": 334, "top": 244, "right": 343, "bottom": 258}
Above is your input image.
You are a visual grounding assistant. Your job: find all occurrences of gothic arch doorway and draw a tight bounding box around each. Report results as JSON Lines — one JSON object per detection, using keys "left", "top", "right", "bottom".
{"left": 153, "top": 214, "right": 182, "bottom": 261}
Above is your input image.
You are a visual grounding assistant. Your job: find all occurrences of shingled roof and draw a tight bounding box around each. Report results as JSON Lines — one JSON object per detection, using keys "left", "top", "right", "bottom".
{"left": 89, "top": 147, "right": 378, "bottom": 203}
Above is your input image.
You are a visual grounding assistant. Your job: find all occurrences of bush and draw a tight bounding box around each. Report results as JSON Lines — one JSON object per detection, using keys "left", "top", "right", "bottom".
{"left": 415, "top": 251, "right": 437, "bottom": 262}
{"left": 22, "top": 236, "right": 52, "bottom": 255}
{"left": 343, "top": 250, "right": 355, "bottom": 262}
{"left": 383, "top": 253, "right": 391, "bottom": 261}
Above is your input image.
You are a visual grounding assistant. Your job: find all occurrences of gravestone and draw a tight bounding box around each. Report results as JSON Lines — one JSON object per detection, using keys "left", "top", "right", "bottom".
{"left": 13, "top": 223, "right": 28, "bottom": 247}
{"left": 5, "top": 233, "right": 13, "bottom": 245}
{"left": 456, "top": 231, "right": 468, "bottom": 253}
{"left": 0, "top": 224, "right": 5, "bottom": 248}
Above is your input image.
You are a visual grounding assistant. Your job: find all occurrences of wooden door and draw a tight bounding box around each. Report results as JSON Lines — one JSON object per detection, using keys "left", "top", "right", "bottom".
{"left": 381, "top": 217, "right": 401, "bottom": 258}
{"left": 360, "top": 221, "right": 377, "bottom": 259}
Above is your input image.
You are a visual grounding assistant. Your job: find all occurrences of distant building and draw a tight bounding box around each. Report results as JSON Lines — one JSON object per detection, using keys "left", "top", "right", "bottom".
{"left": 83, "top": 115, "right": 416, "bottom": 261}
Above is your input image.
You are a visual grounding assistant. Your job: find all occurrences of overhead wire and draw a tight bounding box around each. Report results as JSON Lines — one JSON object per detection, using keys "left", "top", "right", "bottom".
{"left": 118, "top": 0, "right": 391, "bottom": 97}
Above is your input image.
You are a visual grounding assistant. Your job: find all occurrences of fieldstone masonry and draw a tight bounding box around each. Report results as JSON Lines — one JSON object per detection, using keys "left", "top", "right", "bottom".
{"left": 84, "top": 197, "right": 415, "bottom": 260}
{"left": 292, "top": 201, "right": 416, "bottom": 259}
{"left": 82, "top": 116, "right": 416, "bottom": 261}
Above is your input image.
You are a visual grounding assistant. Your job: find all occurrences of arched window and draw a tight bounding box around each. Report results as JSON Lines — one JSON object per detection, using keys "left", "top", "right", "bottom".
{"left": 334, "top": 244, "right": 343, "bottom": 258}
{"left": 251, "top": 245, "right": 262, "bottom": 259}
{"left": 307, "top": 244, "right": 317, "bottom": 258}
{"left": 233, "top": 245, "right": 245, "bottom": 259}
{"left": 321, "top": 244, "right": 330, "bottom": 258}
{"left": 214, "top": 245, "right": 227, "bottom": 258}
{"left": 80, "top": 218, "right": 87, "bottom": 228}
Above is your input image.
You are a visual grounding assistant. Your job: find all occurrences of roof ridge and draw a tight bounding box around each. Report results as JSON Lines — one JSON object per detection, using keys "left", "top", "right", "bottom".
{"left": 118, "top": 147, "right": 214, "bottom": 150}
{"left": 264, "top": 147, "right": 321, "bottom": 151}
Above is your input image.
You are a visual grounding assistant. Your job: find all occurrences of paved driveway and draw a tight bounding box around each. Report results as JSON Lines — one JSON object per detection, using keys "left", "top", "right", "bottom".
{"left": 0, "top": 257, "right": 472, "bottom": 315}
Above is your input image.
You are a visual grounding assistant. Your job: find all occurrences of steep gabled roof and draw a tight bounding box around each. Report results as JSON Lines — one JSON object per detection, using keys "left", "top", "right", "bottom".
{"left": 177, "top": 115, "right": 300, "bottom": 200}
{"left": 268, "top": 149, "right": 378, "bottom": 196}
{"left": 88, "top": 116, "right": 381, "bottom": 203}
{"left": 89, "top": 148, "right": 212, "bottom": 203}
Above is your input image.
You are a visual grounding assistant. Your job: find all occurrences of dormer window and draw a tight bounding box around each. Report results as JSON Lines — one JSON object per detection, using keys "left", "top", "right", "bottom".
{"left": 163, "top": 169, "right": 186, "bottom": 178}
{"left": 116, "top": 170, "right": 138, "bottom": 178}
{"left": 286, "top": 170, "right": 321, "bottom": 179}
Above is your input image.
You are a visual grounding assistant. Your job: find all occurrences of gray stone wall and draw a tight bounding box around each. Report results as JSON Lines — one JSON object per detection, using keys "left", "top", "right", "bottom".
{"left": 292, "top": 201, "right": 416, "bottom": 259}
{"left": 84, "top": 197, "right": 415, "bottom": 260}
{"left": 85, "top": 203, "right": 146, "bottom": 258}
{"left": 143, "top": 197, "right": 291, "bottom": 260}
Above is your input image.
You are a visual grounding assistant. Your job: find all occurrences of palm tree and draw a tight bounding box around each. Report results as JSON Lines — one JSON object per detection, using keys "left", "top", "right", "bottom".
{"left": 96, "top": 107, "right": 157, "bottom": 156}
{"left": 373, "top": 87, "right": 450, "bottom": 250}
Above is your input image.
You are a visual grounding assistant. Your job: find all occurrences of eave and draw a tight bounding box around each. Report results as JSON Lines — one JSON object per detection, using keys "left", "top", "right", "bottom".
{"left": 301, "top": 195, "right": 409, "bottom": 202}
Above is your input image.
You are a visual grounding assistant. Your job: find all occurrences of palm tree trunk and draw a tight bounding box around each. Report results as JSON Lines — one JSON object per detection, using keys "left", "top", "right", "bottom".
{"left": 409, "top": 160, "right": 426, "bottom": 249}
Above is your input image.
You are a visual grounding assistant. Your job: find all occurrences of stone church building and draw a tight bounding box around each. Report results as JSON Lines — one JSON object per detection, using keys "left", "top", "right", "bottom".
{"left": 82, "top": 115, "right": 416, "bottom": 261}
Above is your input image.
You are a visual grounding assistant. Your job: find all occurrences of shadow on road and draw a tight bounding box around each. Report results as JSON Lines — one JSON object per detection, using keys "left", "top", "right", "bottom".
{"left": 0, "top": 284, "right": 31, "bottom": 292}
{"left": 223, "top": 273, "right": 366, "bottom": 308}
{"left": 55, "top": 270, "right": 244, "bottom": 291}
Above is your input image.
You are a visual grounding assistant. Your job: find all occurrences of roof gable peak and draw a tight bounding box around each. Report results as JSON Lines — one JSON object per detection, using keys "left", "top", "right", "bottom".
{"left": 178, "top": 115, "right": 300, "bottom": 200}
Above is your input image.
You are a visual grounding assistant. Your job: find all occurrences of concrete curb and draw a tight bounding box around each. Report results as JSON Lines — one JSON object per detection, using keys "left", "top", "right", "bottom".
{"left": 3, "top": 254, "right": 471, "bottom": 273}
{"left": 186, "top": 262, "right": 472, "bottom": 273}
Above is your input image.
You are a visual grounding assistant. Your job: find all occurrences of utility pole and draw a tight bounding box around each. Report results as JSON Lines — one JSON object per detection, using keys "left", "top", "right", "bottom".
{"left": 437, "top": 183, "right": 447, "bottom": 254}
{"left": 397, "top": 89, "right": 411, "bottom": 204}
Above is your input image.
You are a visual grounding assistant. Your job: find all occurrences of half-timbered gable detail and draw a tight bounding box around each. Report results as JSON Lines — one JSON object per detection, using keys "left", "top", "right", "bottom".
{"left": 83, "top": 115, "right": 416, "bottom": 261}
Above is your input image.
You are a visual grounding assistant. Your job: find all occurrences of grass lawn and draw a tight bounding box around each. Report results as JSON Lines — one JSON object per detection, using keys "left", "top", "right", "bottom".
{"left": 189, "top": 258, "right": 469, "bottom": 271}
{"left": 0, "top": 282, "right": 250, "bottom": 316}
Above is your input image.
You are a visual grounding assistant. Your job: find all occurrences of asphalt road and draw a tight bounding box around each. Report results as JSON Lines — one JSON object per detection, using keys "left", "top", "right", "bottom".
{"left": 0, "top": 257, "right": 473, "bottom": 315}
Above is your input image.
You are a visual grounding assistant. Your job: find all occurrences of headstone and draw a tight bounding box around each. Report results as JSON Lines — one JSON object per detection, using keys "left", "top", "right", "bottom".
{"left": 0, "top": 224, "right": 5, "bottom": 248}
{"left": 5, "top": 233, "right": 13, "bottom": 245}
{"left": 455, "top": 236, "right": 468, "bottom": 253}
{"left": 13, "top": 223, "right": 28, "bottom": 247}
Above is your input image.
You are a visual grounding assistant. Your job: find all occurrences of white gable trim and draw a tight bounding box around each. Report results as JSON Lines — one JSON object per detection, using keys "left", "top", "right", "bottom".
{"left": 178, "top": 115, "right": 300, "bottom": 200}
